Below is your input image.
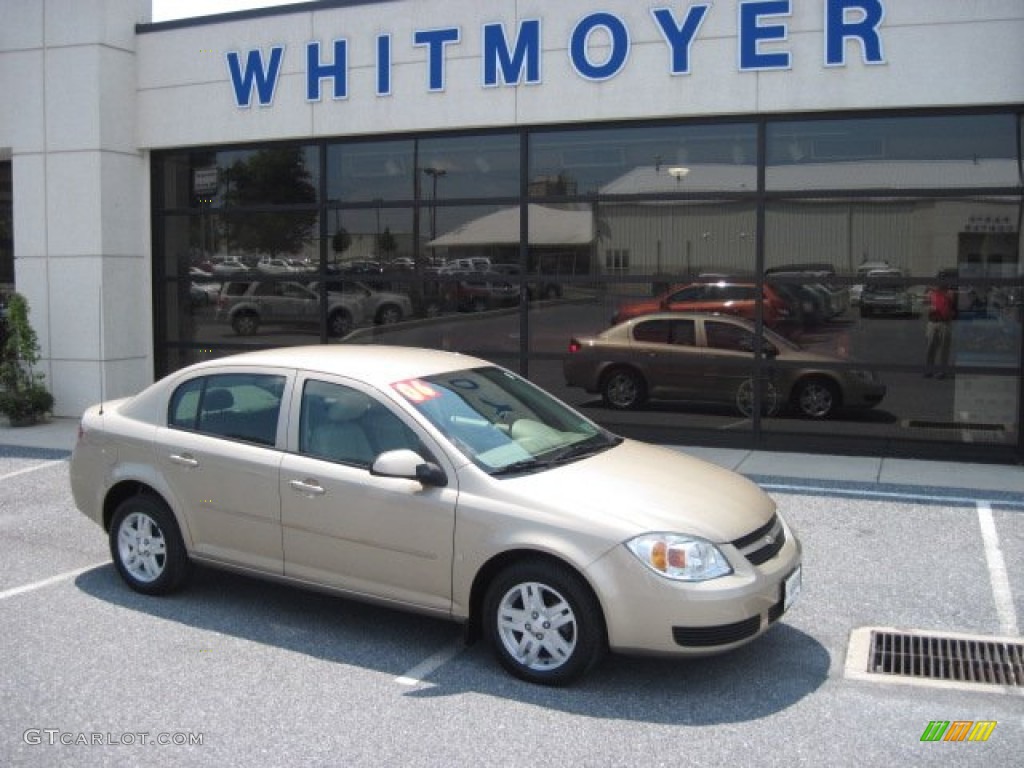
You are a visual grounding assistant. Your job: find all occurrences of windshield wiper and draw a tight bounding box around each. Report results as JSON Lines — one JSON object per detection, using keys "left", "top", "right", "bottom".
{"left": 546, "top": 434, "right": 621, "bottom": 466}
{"left": 489, "top": 458, "right": 551, "bottom": 477}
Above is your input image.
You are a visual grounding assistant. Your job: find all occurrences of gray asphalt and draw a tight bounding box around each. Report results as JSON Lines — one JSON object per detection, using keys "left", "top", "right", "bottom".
{"left": 2, "top": 418, "right": 1022, "bottom": 766}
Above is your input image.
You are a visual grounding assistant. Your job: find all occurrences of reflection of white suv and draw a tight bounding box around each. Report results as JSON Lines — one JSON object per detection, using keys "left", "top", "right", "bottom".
{"left": 316, "top": 280, "right": 413, "bottom": 324}
{"left": 215, "top": 281, "right": 364, "bottom": 337}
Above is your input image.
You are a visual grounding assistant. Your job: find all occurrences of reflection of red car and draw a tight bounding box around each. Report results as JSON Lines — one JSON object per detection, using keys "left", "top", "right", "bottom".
{"left": 612, "top": 281, "right": 790, "bottom": 327}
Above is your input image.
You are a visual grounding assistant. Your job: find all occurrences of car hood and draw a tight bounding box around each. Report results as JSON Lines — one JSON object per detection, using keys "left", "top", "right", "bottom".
{"left": 501, "top": 439, "right": 776, "bottom": 543}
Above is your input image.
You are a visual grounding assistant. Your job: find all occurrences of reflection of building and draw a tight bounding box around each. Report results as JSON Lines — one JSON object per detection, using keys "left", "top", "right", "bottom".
{"left": 2, "top": 1, "right": 1023, "bottom": 463}
{"left": 429, "top": 204, "right": 594, "bottom": 274}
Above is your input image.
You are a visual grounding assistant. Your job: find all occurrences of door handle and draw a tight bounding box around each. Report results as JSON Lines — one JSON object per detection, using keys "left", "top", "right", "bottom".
{"left": 169, "top": 453, "right": 199, "bottom": 468}
{"left": 289, "top": 478, "right": 326, "bottom": 497}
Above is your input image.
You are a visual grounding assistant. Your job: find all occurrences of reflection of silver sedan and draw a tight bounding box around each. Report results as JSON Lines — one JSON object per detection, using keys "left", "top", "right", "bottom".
{"left": 69, "top": 345, "right": 801, "bottom": 686}
{"left": 564, "top": 313, "right": 886, "bottom": 419}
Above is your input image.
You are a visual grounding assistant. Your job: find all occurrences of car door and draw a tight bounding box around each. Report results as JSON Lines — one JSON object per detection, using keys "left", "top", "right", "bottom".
{"left": 274, "top": 281, "right": 319, "bottom": 324}
{"left": 697, "top": 319, "right": 758, "bottom": 406}
{"left": 630, "top": 318, "right": 702, "bottom": 401}
{"left": 157, "top": 370, "right": 291, "bottom": 573}
{"left": 279, "top": 375, "right": 458, "bottom": 613}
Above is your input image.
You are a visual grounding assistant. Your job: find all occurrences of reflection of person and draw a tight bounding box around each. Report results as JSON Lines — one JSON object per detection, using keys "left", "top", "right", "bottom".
{"left": 924, "top": 283, "right": 956, "bottom": 378}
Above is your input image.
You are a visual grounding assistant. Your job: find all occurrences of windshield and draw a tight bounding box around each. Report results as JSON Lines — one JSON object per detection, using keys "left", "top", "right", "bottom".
{"left": 392, "top": 367, "right": 619, "bottom": 476}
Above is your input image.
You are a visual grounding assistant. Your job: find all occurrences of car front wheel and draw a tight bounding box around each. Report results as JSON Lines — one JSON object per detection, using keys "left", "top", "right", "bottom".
{"left": 794, "top": 377, "right": 839, "bottom": 419}
{"left": 483, "top": 560, "right": 605, "bottom": 686}
{"left": 328, "top": 310, "right": 353, "bottom": 337}
{"left": 376, "top": 304, "right": 403, "bottom": 324}
{"left": 109, "top": 495, "right": 191, "bottom": 595}
{"left": 231, "top": 311, "right": 259, "bottom": 335}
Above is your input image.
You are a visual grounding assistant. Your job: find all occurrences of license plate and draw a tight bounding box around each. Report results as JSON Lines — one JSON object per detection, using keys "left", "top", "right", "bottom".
{"left": 783, "top": 565, "right": 802, "bottom": 611}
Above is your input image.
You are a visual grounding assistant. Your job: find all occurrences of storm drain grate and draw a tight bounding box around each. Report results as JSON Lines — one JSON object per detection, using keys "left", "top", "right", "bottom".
{"left": 846, "top": 628, "right": 1024, "bottom": 694}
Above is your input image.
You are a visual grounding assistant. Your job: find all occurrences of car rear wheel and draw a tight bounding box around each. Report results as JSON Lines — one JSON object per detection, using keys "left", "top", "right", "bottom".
{"left": 483, "top": 560, "right": 605, "bottom": 686}
{"left": 736, "top": 377, "right": 780, "bottom": 417}
{"left": 794, "top": 377, "right": 839, "bottom": 419}
{"left": 109, "top": 495, "right": 191, "bottom": 595}
{"left": 601, "top": 367, "right": 646, "bottom": 410}
{"left": 231, "top": 311, "right": 259, "bottom": 335}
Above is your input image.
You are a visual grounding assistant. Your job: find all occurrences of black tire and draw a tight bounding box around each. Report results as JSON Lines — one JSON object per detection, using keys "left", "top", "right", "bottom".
{"left": 328, "top": 309, "right": 352, "bottom": 337}
{"left": 736, "top": 377, "right": 780, "bottom": 417}
{"left": 483, "top": 560, "right": 606, "bottom": 686}
{"left": 232, "top": 311, "right": 259, "bottom": 335}
{"left": 793, "top": 377, "right": 839, "bottom": 419}
{"left": 601, "top": 367, "right": 646, "bottom": 410}
{"left": 109, "top": 495, "right": 191, "bottom": 595}
{"left": 375, "top": 304, "right": 403, "bottom": 325}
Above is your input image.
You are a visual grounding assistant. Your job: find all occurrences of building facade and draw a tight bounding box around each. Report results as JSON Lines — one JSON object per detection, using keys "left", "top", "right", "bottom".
{"left": 2, "top": 0, "right": 1023, "bottom": 460}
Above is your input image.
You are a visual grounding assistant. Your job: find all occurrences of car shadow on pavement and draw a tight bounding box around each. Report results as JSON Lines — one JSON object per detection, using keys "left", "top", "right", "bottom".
{"left": 75, "top": 563, "right": 828, "bottom": 724}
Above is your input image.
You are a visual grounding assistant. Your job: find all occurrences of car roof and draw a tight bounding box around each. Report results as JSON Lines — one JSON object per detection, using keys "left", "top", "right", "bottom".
{"left": 181, "top": 345, "right": 491, "bottom": 387}
{"left": 610, "top": 311, "right": 754, "bottom": 330}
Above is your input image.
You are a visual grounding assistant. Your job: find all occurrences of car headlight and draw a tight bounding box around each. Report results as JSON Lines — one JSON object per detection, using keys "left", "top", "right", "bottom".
{"left": 626, "top": 534, "right": 733, "bottom": 582}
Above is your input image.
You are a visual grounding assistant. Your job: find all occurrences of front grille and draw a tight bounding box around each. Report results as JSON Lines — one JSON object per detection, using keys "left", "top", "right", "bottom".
{"left": 732, "top": 514, "right": 786, "bottom": 566}
{"left": 673, "top": 615, "right": 761, "bottom": 648}
{"left": 867, "top": 630, "right": 1024, "bottom": 687}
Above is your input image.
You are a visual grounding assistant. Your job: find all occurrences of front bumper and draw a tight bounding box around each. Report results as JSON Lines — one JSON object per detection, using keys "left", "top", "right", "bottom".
{"left": 584, "top": 514, "right": 802, "bottom": 656}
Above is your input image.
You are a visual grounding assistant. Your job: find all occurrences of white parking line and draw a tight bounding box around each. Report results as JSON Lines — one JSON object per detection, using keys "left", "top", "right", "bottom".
{"left": 976, "top": 502, "right": 1019, "bottom": 637}
{"left": 0, "top": 562, "right": 108, "bottom": 601}
{"left": 394, "top": 640, "right": 464, "bottom": 686}
{"left": 0, "top": 459, "right": 67, "bottom": 483}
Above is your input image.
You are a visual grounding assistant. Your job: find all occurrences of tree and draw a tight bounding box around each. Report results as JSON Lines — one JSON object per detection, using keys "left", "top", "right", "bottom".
{"left": 0, "top": 293, "right": 54, "bottom": 424}
{"left": 224, "top": 148, "right": 318, "bottom": 257}
{"left": 332, "top": 227, "right": 352, "bottom": 256}
{"left": 376, "top": 227, "right": 398, "bottom": 258}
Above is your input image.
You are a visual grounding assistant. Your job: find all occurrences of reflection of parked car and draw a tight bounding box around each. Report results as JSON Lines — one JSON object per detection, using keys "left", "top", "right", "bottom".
{"left": 859, "top": 269, "right": 914, "bottom": 317}
{"left": 565, "top": 312, "right": 885, "bottom": 418}
{"left": 70, "top": 344, "right": 801, "bottom": 686}
{"left": 491, "top": 263, "right": 563, "bottom": 301}
{"left": 211, "top": 258, "right": 250, "bottom": 277}
{"left": 442, "top": 271, "right": 520, "bottom": 312}
{"left": 215, "top": 281, "right": 364, "bottom": 337}
{"left": 315, "top": 280, "right": 413, "bottom": 325}
{"left": 765, "top": 265, "right": 849, "bottom": 318}
{"left": 257, "top": 257, "right": 301, "bottom": 274}
{"left": 612, "top": 281, "right": 790, "bottom": 327}
{"left": 850, "top": 260, "right": 895, "bottom": 305}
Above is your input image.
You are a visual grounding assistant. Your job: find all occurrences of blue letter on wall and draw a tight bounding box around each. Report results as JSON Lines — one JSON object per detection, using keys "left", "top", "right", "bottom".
{"left": 226, "top": 47, "right": 284, "bottom": 107}
{"left": 483, "top": 20, "right": 541, "bottom": 86}
{"left": 570, "top": 12, "right": 630, "bottom": 81}
{"left": 414, "top": 28, "right": 462, "bottom": 92}
{"left": 825, "top": 0, "right": 885, "bottom": 66}
{"left": 738, "top": 0, "right": 791, "bottom": 71}
{"left": 651, "top": 5, "right": 710, "bottom": 75}
{"left": 307, "top": 40, "right": 348, "bottom": 101}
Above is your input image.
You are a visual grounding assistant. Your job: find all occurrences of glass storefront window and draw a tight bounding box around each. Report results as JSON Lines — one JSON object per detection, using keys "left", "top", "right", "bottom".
{"left": 327, "top": 133, "right": 520, "bottom": 204}
{"left": 154, "top": 110, "right": 1024, "bottom": 461}
{"left": 767, "top": 114, "right": 1020, "bottom": 190}
{"left": 530, "top": 123, "right": 757, "bottom": 198}
{"left": 160, "top": 146, "right": 320, "bottom": 210}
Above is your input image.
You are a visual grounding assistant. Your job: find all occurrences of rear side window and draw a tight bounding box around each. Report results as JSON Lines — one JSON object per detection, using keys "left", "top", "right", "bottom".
{"left": 168, "top": 373, "right": 286, "bottom": 447}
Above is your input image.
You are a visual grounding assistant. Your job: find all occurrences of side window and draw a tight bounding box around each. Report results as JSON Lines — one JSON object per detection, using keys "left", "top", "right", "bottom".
{"left": 632, "top": 320, "right": 670, "bottom": 344}
{"left": 253, "top": 282, "right": 276, "bottom": 297}
{"left": 668, "top": 319, "right": 696, "bottom": 346}
{"left": 705, "top": 322, "right": 754, "bottom": 352}
{"left": 300, "top": 380, "right": 426, "bottom": 467}
{"left": 168, "top": 378, "right": 203, "bottom": 429}
{"left": 168, "top": 373, "right": 285, "bottom": 447}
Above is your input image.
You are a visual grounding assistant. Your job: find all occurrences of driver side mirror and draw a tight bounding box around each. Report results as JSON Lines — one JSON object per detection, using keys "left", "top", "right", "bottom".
{"left": 371, "top": 449, "right": 448, "bottom": 487}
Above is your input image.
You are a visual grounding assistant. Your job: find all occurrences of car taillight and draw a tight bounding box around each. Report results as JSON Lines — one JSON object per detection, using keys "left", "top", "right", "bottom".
{"left": 568, "top": 339, "right": 582, "bottom": 354}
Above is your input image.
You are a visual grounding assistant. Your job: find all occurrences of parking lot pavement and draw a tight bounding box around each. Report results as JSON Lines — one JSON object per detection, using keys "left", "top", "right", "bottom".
{"left": 2, "top": 422, "right": 1023, "bottom": 766}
